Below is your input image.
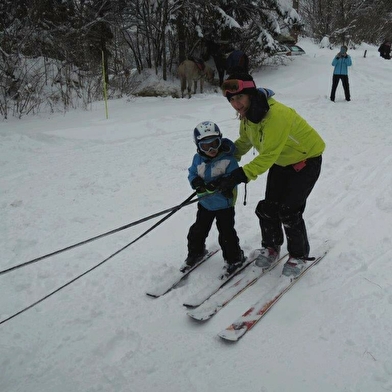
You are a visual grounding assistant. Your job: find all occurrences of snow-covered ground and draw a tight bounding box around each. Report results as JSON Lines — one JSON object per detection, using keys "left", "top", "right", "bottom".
{"left": 1, "top": 39, "right": 392, "bottom": 392}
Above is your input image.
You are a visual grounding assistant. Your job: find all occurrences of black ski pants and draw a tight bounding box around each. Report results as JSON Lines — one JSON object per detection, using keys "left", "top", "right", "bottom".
{"left": 187, "top": 204, "right": 242, "bottom": 263}
{"left": 255, "top": 156, "right": 322, "bottom": 258}
{"left": 330, "top": 74, "right": 350, "bottom": 101}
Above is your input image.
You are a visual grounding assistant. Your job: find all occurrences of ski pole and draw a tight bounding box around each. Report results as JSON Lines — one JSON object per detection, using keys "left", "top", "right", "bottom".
{"left": 0, "top": 192, "right": 198, "bottom": 276}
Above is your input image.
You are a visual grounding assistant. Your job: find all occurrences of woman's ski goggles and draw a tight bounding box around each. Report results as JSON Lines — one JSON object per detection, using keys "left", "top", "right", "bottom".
{"left": 198, "top": 136, "right": 221, "bottom": 153}
{"left": 221, "top": 79, "right": 256, "bottom": 97}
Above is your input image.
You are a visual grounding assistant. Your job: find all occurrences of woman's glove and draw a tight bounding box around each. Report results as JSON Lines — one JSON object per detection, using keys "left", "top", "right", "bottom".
{"left": 214, "top": 167, "right": 248, "bottom": 195}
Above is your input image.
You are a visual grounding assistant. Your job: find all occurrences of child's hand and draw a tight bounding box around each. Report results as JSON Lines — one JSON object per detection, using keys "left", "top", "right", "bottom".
{"left": 191, "top": 176, "right": 206, "bottom": 194}
{"left": 205, "top": 182, "right": 218, "bottom": 192}
{"left": 197, "top": 182, "right": 217, "bottom": 197}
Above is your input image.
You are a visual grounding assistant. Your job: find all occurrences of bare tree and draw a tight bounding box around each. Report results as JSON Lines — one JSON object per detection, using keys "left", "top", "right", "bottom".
{"left": 300, "top": 0, "right": 392, "bottom": 45}
{"left": 0, "top": 0, "right": 304, "bottom": 117}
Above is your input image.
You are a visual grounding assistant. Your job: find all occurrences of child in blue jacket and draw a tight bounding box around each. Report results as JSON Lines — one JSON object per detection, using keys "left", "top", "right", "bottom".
{"left": 330, "top": 45, "right": 352, "bottom": 102}
{"left": 183, "top": 121, "right": 245, "bottom": 276}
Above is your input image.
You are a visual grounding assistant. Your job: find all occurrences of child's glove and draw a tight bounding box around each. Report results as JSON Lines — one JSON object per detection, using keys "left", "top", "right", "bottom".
{"left": 191, "top": 176, "right": 206, "bottom": 194}
{"left": 191, "top": 177, "right": 217, "bottom": 196}
{"left": 205, "top": 182, "right": 218, "bottom": 192}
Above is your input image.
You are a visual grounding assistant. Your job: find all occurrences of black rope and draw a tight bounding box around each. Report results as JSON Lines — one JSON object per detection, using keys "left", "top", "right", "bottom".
{"left": 0, "top": 194, "right": 199, "bottom": 276}
{"left": 0, "top": 192, "right": 197, "bottom": 326}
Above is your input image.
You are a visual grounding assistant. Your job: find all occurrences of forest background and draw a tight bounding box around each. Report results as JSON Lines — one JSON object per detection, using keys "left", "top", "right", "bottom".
{"left": 1, "top": 0, "right": 391, "bottom": 120}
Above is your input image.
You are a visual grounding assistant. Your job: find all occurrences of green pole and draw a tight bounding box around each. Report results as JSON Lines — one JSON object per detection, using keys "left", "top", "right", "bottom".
{"left": 102, "top": 50, "right": 109, "bottom": 119}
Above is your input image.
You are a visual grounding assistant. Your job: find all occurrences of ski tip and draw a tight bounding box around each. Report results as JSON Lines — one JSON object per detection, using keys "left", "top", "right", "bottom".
{"left": 183, "top": 303, "right": 198, "bottom": 308}
{"left": 186, "top": 311, "right": 211, "bottom": 322}
{"left": 217, "top": 329, "right": 243, "bottom": 342}
{"left": 145, "top": 292, "right": 160, "bottom": 298}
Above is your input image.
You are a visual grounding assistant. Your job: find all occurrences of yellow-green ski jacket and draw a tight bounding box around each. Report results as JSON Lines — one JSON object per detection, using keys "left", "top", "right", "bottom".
{"left": 234, "top": 98, "right": 326, "bottom": 181}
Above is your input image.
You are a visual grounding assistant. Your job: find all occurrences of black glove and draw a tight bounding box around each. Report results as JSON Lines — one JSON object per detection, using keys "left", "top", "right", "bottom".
{"left": 192, "top": 176, "right": 220, "bottom": 198}
{"left": 215, "top": 167, "right": 248, "bottom": 197}
{"left": 205, "top": 181, "right": 218, "bottom": 192}
{"left": 191, "top": 176, "right": 206, "bottom": 194}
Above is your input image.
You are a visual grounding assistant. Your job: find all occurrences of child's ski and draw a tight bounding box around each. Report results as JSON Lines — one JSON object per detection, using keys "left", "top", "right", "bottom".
{"left": 186, "top": 254, "right": 288, "bottom": 321}
{"left": 183, "top": 253, "right": 260, "bottom": 308}
{"left": 146, "top": 249, "right": 219, "bottom": 298}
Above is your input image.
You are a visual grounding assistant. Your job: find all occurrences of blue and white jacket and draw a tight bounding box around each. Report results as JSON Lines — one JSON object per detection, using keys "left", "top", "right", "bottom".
{"left": 332, "top": 55, "right": 352, "bottom": 75}
{"left": 188, "top": 138, "right": 239, "bottom": 211}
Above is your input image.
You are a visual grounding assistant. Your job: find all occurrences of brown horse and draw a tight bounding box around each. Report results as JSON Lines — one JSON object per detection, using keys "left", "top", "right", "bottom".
{"left": 178, "top": 60, "right": 214, "bottom": 98}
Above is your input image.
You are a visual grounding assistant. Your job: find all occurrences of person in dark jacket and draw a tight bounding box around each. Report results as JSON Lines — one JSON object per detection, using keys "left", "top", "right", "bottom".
{"left": 378, "top": 41, "right": 391, "bottom": 60}
{"left": 225, "top": 50, "right": 249, "bottom": 74}
{"left": 183, "top": 121, "right": 245, "bottom": 276}
{"left": 330, "top": 45, "right": 352, "bottom": 102}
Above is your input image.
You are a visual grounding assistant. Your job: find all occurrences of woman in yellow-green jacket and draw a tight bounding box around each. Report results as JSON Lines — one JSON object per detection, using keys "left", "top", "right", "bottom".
{"left": 215, "top": 72, "right": 325, "bottom": 278}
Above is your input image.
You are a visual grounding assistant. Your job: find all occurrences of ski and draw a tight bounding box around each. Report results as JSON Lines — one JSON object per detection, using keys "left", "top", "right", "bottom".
{"left": 146, "top": 249, "right": 219, "bottom": 298}
{"left": 218, "top": 251, "right": 328, "bottom": 342}
{"left": 183, "top": 250, "right": 263, "bottom": 308}
{"left": 186, "top": 253, "right": 289, "bottom": 321}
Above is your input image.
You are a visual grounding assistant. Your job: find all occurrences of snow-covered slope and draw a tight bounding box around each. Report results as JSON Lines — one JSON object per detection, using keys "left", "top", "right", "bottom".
{"left": 1, "top": 39, "right": 392, "bottom": 392}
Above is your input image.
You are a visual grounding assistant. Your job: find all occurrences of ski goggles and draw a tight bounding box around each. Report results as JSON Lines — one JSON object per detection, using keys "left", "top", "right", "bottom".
{"left": 221, "top": 79, "right": 256, "bottom": 97}
{"left": 198, "top": 136, "right": 221, "bottom": 153}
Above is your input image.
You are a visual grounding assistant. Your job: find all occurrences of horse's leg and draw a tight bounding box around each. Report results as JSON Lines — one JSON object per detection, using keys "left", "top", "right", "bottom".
{"left": 181, "top": 77, "right": 186, "bottom": 98}
{"left": 219, "top": 68, "right": 224, "bottom": 86}
{"left": 187, "top": 78, "right": 192, "bottom": 98}
{"left": 193, "top": 80, "right": 197, "bottom": 95}
{"left": 200, "top": 77, "right": 204, "bottom": 94}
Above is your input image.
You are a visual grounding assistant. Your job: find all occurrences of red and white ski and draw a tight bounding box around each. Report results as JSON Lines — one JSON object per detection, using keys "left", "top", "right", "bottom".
{"left": 218, "top": 251, "right": 328, "bottom": 341}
